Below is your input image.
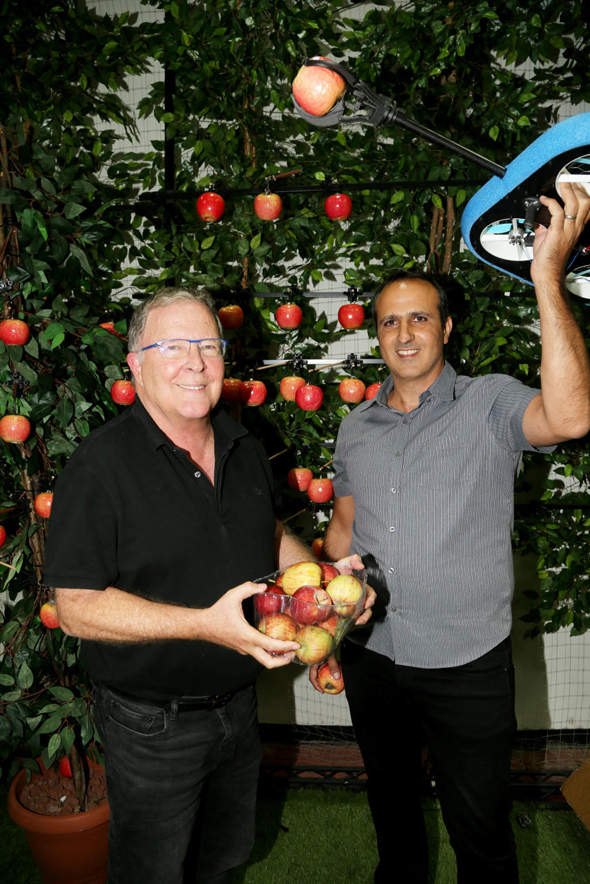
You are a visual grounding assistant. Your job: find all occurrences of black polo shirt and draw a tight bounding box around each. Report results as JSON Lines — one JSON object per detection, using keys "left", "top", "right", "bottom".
{"left": 43, "top": 398, "right": 277, "bottom": 699}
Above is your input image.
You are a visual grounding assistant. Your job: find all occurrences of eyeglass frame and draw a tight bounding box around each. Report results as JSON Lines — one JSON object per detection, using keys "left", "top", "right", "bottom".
{"left": 138, "top": 338, "right": 228, "bottom": 359}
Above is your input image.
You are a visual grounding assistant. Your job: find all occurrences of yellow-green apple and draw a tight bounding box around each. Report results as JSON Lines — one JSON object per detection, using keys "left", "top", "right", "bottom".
{"left": 279, "top": 375, "right": 306, "bottom": 401}
{"left": 254, "top": 192, "right": 282, "bottom": 220}
{"left": 111, "top": 379, "right": 136, "bottom": 405}
{"left": 275, "top": 303, "right": 302, "bottom": 329}
{"left": 40, "top": 600, "right": 60, "bottom": 629}
{"left": 311, "top": 537, "right": 324, "bottom": 558}
{"left": 0, "top": 319, "right": 30, "bottom": 346}
{"left": 254, "top": 586, "right": 287, "bottom": 617}
{"left": 307, "top": 478, "right": 333, "bottom": 504}
{"left": 320, "top": 562, "right": 340, "bottom": 585}
{"left": 338, "top": 302, "right": 364, "bottom": 328}
{"left": 294, "top": 624, "right": 334, "bottom": 664}
{"left": 240, "top": 379, "right": 267, "bottom": 406}
{"left": 338, "top": 378, "right": 366, "bottom": 403}
{"left": 0, "top": 525, "right": 6, "bottom": 548}
{"left": 287, "top": 467, "right": 313, "bottom": 492}
{"left": 0, "top": 414, "right": 31, "bottom": 443}
{"left": 282, "top": 561, "right": 323, "bottom": 596}
{"left": 59, "top": 755, "right": 72, "bottom": 778}
{"left": 221, "top": 377, "right": 243, "bottom": 403}
{"left": 257, "top": 612, "right": 298, "bottom": 641}
{"left": 290, "top": 585, "right": 333, "bottom": 624}
{"left": 325, "top": 193, "right": 352, "bottom": 220}
{"left": 292, "top": 56, "right": 346, "bottom": 117}
{"left": 34, "top": 492, "right": 53, "bottom": 518}
{"left": 326, "top": 573, "right": 364, "bottom": 616}
{"left": 366, "top": 383, "right": 381, "bottom": 400}
{"left": 196, "top": 191, "right": 225, "bottom": 222}
{"left": 295, "top": 383, "right": 323, "bottom": 411}
{"left": 218, "top": 304, "right": 244, "bottom": 329}
{"left": 317, "top": 662, "right": 345, "bottom": 694}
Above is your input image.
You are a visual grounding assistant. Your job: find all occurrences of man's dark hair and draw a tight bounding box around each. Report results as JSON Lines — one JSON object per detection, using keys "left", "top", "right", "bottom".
{"left": 372, "top": 269, "right": 450, "bottom": 330}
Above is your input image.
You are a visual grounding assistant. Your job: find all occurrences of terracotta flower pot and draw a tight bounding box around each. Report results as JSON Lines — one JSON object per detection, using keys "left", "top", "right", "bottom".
{"left": 7, "top": 760, "right": 110, "bottom": 884}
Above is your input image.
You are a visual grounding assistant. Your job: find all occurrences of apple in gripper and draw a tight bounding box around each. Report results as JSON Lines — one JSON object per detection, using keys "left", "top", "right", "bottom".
{"left": 338, "top": 302, "right": 365, "bottom": 329}
{"left": 295, "top": 384, "right": 323, "bottom": 412}
{"left": 338, "top": 378, "right": 366, "bottom": 403}
{"left": 326, "top": 573, "right": 364, "bottom": 617}
{"left": 287, "top": 467, "right": 313, "bottom": 492}
{"left": 257, "top": 612, "right": 298, "bottom": 642}
{"left": 34, "top": 492, "right": 53, "bottom": 518}
{"left": 294, "top": 624, "right": 334, "bottom": 665}
{"left": 196, "top": 191, "right": 225, "bottom": 222}
{"left": 221, "top": 378, "right": 243, "bottom": 404}
{"left": 290, "top": 585, "right": 333, "bottom": 625}
{"left": 324, "top": 193, "right": 352, "bottom": 221}
{"left": 279, "top": 375, "right": 306, "bottom": 401}
{"left": 110, "top": 379, "right": 136, "bottom": 405}
{"left": 317, "top": 662, "right": 345, "bottom": 695}
{"left": 366, "top": 383, "right": 381, "bottom": 400}
{"left": 275, "top": 303, "right": 302, "bottom": 329}
{"left": 40, "top": 600, "right": 60, "bottom": 629}
{"left": 254, "top": 586, "right": 287, "bottom": 617}
{"left": 320, "top": 562, "right": 340, "bottom": 586}
{"left": 0, "top": 414, "right": 31, "bottom": 443}
{"left": 254, "top": 192, "right": 282, "bottom": 221}
{"left": 218, "top": 304, "right": 244, "bottom": 329}
{"left": 240, "top": 380, "right": 267, "bottom": 406}
{"left": 0, "top": 319, "right": 30, "bottom": 346}
{"left": 307, "top": 478, "right": 333, "bottom": 504}
{"left": 292, "top": 56, "right": 346, "bottom": 117}
{"left": 282, "top": 561, "right": 323, "bottom": 596}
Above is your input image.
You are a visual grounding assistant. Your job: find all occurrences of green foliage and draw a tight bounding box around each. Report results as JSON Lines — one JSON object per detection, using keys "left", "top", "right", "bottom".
{"left": 1, "top": 0, "right": 589, "bottom": 778}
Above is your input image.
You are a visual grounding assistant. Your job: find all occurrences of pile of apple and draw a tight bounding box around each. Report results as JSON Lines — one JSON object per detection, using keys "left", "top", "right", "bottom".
{"left": 255, "top": 560, "right": 365, "bottom": 666}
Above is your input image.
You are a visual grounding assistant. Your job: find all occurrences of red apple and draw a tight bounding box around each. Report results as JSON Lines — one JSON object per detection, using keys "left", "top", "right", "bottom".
{"left": 0, "top": 319, "right": 30, "bottom": 346}
{"left": 338, "top": 378, "right": 366, "bottom": 403}
{"left": 240, "top": 380, "right": 267, "bottom": 406}
{"left": 287, "top": 467, "right": 313, "bottom": 492}
{"left": 290, "top": 585, "right": 333, "bottom": 624}
{"left": 110, "top": 379, "right": 136, "bottom": 405}
{"left": 254, "top": 193, "right": 282, "bottom": 221}
{"left": 311, "top": 537, "right": 324, "bottom": 559}
{"left": 319, "top": 613, "right": 340, "bottom": 637}
{"left": 218, "top": 305, "right": 244, "bottom": 329}
{"left": 0, "top": 525, "right": 7, "bottom": 548}
{"left": 320, "top": 562, "right": 340, "bottom": 586}
{"left": 338, "top": 302, "right": 365, "bottom": 329}
{"left": 99, "top": 321, "right": 124, "bottom": 339}
{"left": 196, "top": 191, "right": 225, "bottom": 222}
{"left": 59, "top": 755, "right": 72, "bottom": 778}
{"left": 307, "top": 478, "right": 334, "bottom": 504}
{"left": 275, "top": 303, "right": 302, "bottom": 330}
{"left": 34, "top": 492, "right": 53, "bottom": 519}
{"left": 324, "top": 193, "right": 352, "bottom": 221}
{"left": 254, "top": 586, "right": 287, "bottom": 617}
{"left": 326, "top": 573, "right": 364, "bottom": 617}
{"left": 294, "top": 624, "right": 334, "bottom": 665}
{"left": 40, "top": 600, "right": 60, "bottom": 629}
{"left": 282, "top": 561, "right": 323, "bottom": 596}
{"left": 221, "top": 378, "right": 243, "bottom": 404}
{"left": 0, "top": 414, "right": 31, "bottom": 443}
{"left": 279, "top": 375, "right": 306, "bottom": 401}
{"left": 257, "top": 612, "right": 298, "bottom": 642}
{"left": 295, "top": 384, "right": 323, "bottom": 412}
{"left": 317, "top": 662, "right": 345, "bottom": 694}
{"left": 292, "top": 56, "right": 346, "bottom": 117}
{"left": 366, "top": 383, "right": 381, "bottom": 400}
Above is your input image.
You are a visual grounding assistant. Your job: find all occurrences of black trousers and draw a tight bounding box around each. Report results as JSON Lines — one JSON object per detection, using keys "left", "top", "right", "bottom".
{"left": 341, "top": 638, "right": 519, "bottom": 884}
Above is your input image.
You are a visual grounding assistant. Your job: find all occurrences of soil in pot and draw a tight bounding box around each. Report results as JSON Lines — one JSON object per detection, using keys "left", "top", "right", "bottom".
{"left": 19, "top": 766, "right": 108, "bottom": 816}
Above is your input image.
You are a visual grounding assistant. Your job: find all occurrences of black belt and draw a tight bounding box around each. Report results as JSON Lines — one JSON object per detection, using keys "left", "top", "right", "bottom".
{"left": 106, "top": 687, "right": 238, "bottom": 713}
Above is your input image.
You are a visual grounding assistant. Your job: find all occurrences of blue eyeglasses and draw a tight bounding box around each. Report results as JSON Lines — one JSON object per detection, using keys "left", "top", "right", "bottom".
{"left": 139, "top": 338, "right": 228, "bottom": 360}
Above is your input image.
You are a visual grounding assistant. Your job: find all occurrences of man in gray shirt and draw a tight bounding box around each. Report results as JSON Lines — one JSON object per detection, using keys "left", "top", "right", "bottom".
{"left": 311, "top": 182, "right": 590, "bottom": 882}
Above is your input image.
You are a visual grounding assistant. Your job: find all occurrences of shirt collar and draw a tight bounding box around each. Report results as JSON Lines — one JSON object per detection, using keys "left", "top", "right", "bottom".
{"left": 131, "top": 396, "right": 248, "bottom": 451}
{"left": 367, "top": 361, "right": 457, "bottom": 410}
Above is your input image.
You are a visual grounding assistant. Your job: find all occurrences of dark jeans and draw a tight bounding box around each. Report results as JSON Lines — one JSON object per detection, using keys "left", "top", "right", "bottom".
{"left": 341, "top": 638, "right": 519, "bottom": 884}
{"left": 93, "top": 683, "right": 262, "bottom": 884}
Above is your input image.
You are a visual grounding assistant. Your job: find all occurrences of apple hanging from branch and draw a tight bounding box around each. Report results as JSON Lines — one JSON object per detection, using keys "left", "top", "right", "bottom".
{"left": 338, "top": 302, "right": 365, "bottom": 329}
{"left": 324, "top": 193, "right": 352, "bottom": 221}
{"left": 110, "top": 379, "right": 136, "bottom": 405}
{"left": 254, "top": 192, "right": 282, "bottom": 221}
{"left": 0, "top": 319, "right": 30, "bottom": 346}
{"left": 338, "top": 378, "right": 366, "bottom": 403}
{"left": 39, "top": 600, "right": 60, "bottom": 629}
{"left": 287, "top": 467, "right": 313, "bottom": 492}
{"left": 34, "top": 492, "right": 53, "bottom": 519}
{"left": 240, "top": 380, "right": 267, "bottom": 406}
{"left": 196, "top": 191, "right": 225, "bottom": 222}
{"left": 218, "top": 305, "right": 244, "bottom": 329}
{"left": 221, "top": 378, "right": 243, "bottom": 404}
{"left": 279, "top": 375, "right": 306, "bottom": 401}
{"left": 0, "top": 414, "right": 31, "bottom": 443}
{"left": 366, "top": 383, "right": 381, "bottom": 400}
{"left": 307, "top": 478, "right": 334, "bottom": 504}
{"left": 295, "top": 384, "right": 323, "bottom": 412}
{"left": 275, "top": 303, "right": 302, "bottom": 330}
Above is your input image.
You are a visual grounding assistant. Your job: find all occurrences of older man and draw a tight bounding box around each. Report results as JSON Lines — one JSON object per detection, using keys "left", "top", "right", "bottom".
{"left": 312, "top": 183, "right": 590, "bottom": 883}
{"left": 44, "top": 287, "right": 367, "bottom": 884}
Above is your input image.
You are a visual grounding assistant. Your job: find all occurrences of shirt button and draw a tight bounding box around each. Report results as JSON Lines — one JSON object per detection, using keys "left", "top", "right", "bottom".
{"left": 391, "top": 488, "right": 397, "bottom": 494}
{"left": 194, "top": 471, "right": 201, "bottom": 478}
{"left": 402, "top": 419, "right": 408, "bottom": 424}
{"left": 388, "top": 567, "right": 395, "bottom": 574}
{"left": 389, "top": 526, "right": 395, "bottom": 532}
{"left": 395, "top": 451, "right": 402, "bottom": 457}
{"left": 391, "top": 606, "right": 397, "bottom": 613}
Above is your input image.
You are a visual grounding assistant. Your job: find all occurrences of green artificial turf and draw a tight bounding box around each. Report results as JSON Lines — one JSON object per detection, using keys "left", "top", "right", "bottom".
{"left": 2, "top": 782, "right": 590, "bottom": 883}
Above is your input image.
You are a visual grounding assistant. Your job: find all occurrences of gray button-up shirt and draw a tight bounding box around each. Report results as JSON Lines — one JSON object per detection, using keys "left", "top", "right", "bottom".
{"left": 333, "top": 362, "right": 555, "bottom": 668}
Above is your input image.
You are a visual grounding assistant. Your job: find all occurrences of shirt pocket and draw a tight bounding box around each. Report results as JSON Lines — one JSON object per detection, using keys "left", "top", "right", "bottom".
{"left": 416, "top": 437, "right": 477, "bottom": 487}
